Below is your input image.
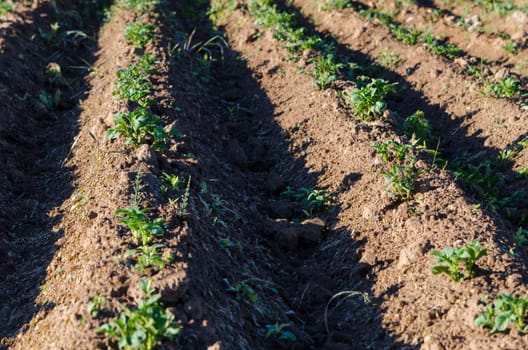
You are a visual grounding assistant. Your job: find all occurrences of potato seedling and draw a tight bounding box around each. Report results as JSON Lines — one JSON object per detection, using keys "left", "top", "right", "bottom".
{"left": 226, "top": 281, "right": 258, "bottom": 304}
{"left": 106, "top": 107, "right": 171, "bottom": 149}
{"left": 503, "top": 40, "right": 520, "bottom": 55}
{"left": 248, "top": 0, "right": 347, "bottom": 89}
{"left": 115, "top": 206, "right": 165, "bottom": 246}
{"left": 281, "top": 187, "right": 332, "bottom": 218}
{"left": 514, "top": 227, "right": 528, "bottom": 247}
{"left": 39, "top": 89, "right": 61, "bottom": 112}
{"left": 347, "top": 77, "right": 398, "bottom": 121}
{"left": 126, "top": 243, "right": 168, "bottom": 273}
{"left": 0, "top": 2, "right": 13, "bottom": 14}
{"left": 382, "top": 162, "right": 418, "bottom": 201}
{"left": 475, "top": 293, "right": 528, "bottom": 333}
{"left": 402, "top": 110, "right": 431, "bottom": 144}
{"left": 376, "top": 49, "right": 402, "bottom": 69}
{"left": 123, "top": 0, "right": 159, "bottom": 14}
{"left": 372, "top": 140, "right": 422, "bottom": 200}
{"left": 483, "top": 77, "right": 522, "bottom": 99}
{"left": 309, "top": 53, "right": 344, "bottom": 89}
{"left": 136, "top": 53, "right": 158, "bottom": 74}
{"left": 452, "top": 154, "right": 523, "bottom": 213}
{"left": 323, "top": 0, "right": 352, "bottom": 10}
{"left": 431, "top": 240, "right": 487, "bottom": 282}
{"left": 88, "top": 295, "right": 108, "bottom": 316}
{"left": 421, "top": 33, "right": 462, "bottom": 59}
{"left": 124, "top": 22, "right": 155, "bottom": 48}
{"left": 114, "top": 63, "right": 154, "bottom": 107}
{"left": 265, "top": 323, "right": 296, "bottom": 341}
{"left": 372, "top": 140, "right": 413, "bottom": 162}
{"left": 359, "top": 8, "right": 394, "bottom": 26}
{"left": 97, "top": 279, "right": 180, "bottom": 350}
{"left": 390, "top": 24, "right": 421, "bottom": 45}
{"left": 476, "top": 0, "right": 516, "bottom": 16}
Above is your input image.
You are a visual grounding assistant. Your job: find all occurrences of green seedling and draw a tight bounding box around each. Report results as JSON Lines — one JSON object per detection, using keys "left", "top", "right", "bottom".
{"left": 281, "top": 187, "right": 332, "bottom": 218}
{"left": 123, "top": 0, "right": 159, "bottom": 13}
{"left": 376, "top": 49, "right": 402, "bottom": 69}
{"left": 264, "top": 323, "right": 297, "bottom": 341}
{"left": 347, "top": 77, "right": 398, "bottom": 121}
{"left": 476, "top": 0, "right": 516, "bottom": 16}
{"left": 514, "top": 227, "right": 528, "bottom": 247}
{"left": 309, "top": 53, "right": 344, "bottom": 90}
{"left": 359, "top": 8, "right": 394, "bottom": 26}
{"left": 381, "top": 161, "right": 418, "bottom": 200}
{"left": 421, "top": 33, "right": 462, "bottom": 59}
{"left": 226, "top": 281, "right": 258, "bottom": 304}
{"left": 97, "top": 278, "right": 180, "bottom": 350}
{"left": 402, "top": 110, "right": 431, "bottom": 144}
{"left": 460, "top": 240, "right": 488, "bottom": 278}
{"left": 0, "top": 2, "right": 13, "bottom": 14}
{"left": 126, "top": 244, "right": 170, "bottom": 273}
{"left": 114, "top": 63, "right": 154, "bottom": 106}
{"left": 466, "top": 63, "right": 487, "bottom": 80}
{"left": 453, "top": 153, "right": 523, "bottom": 213}
{"left": 219, "top": 237, "right": 243, "bottom": 255}
{"left": 372, "top": 140, "right": 420, "bottom": 200}
{"left": 172, "top": 30, "right": 227, "bottom": 81}
{"left": 431, "top": 246, "right": 463, "bottom": 282}
{"left": 476, "top": 294, "right": 528, "bottom": 333}
{"left": 483, "top": 77, "right": 521, "bottom": 99}
{"left": 124, "top": 22, "right": 155, "bottom": 48}
{"left": 390, "top": 24, "right": 421, "bottom": 45}
{"left": 178, "top": 175, "right": 191, "bottom": 218}
{"left": 136, "top": 54, "right": 158, "bottom": 74}
{"left": 323, "top": 0, "right": 352, "bottom": 10}
{"left": 160, "top": 173, "right": 182, "bottom": 193}
{"left": 199, "top": 193, "right": 230, "bottom": 227}
{"left": 431, "top": 240, "right": 487, "bottom": 282}
{"left": 88, "top": 295, "right": 108, "bottom": 316}
{"left": 503, "top": 40, "right": 520, "bottom": 55}
{"left": 106, "top": 108, "right": 172, "bottom": 149}
{"left": 39, "top": 89, "right": 61, "bottom": 111}
{"left": 372, "top": 140, "right": 413, "bottom": 162}
{"left": 115, "top": 206, "right": 165, "bottom": 246}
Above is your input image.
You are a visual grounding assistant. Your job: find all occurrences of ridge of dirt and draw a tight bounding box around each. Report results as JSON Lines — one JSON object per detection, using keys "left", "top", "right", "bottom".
{"left": 0, "top": 0, "right": 111, "bottom": 342}
{"left": 351, "top": 0, "right": 528, "bottom": 80}
{"left": 424, "top": 0, "right": 528, "bottom": 40}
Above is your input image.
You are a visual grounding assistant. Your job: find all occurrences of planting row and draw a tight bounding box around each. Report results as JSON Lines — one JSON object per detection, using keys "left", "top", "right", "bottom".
{"left": 213, "top": 0, "right": 528, "bottom": 335}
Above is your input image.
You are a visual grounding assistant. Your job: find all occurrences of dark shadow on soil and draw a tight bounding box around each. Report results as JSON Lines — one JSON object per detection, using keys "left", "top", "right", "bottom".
{"left": 137, "top": 0, "right": 408, "bottom": 349}
{"left": 0, "top": 0, "right": 113, "bottom": 342}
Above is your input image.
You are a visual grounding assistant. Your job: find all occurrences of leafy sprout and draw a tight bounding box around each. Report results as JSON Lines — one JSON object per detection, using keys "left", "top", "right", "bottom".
{"left": 97, "top": 278, "right": 181, "bottom": 350}
{"left": 431, "top": 240, "right": 487, "bottom": 282}
{"left": 124, "top": 22, "right": 155, "bottom": 48}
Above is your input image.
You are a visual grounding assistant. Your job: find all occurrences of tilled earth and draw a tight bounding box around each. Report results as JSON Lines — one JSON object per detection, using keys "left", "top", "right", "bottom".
{"left": 1, "top": 1, "right": 528, "bottom": 350}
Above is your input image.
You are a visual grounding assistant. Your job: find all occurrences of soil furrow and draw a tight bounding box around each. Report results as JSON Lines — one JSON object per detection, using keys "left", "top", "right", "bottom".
{"left": 0, "top": 0, "right": 111, "bottom": 343}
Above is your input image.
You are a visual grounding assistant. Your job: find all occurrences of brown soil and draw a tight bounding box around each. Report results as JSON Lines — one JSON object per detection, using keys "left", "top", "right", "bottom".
{"left": 353, "top": 0, "right": 528, "bottom": 80}
{"left": 1, "top": 1, "right": 528, "bottom": 350}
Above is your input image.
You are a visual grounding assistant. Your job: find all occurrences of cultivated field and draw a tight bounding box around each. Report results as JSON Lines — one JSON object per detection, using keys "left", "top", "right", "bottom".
{"left": 1, "top": 0, "right": 528, "bottom": 349}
